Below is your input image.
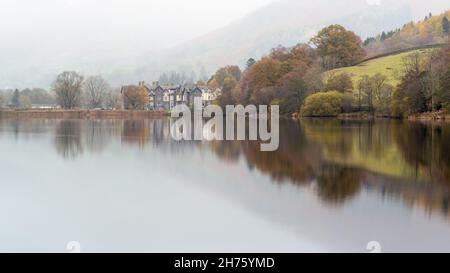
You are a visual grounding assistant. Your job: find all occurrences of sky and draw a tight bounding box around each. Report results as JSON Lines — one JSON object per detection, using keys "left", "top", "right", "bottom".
{"left": 0, "top": 0, "right": 273, "bottom": 50}
{"left": 0, "top": 0, "right": 273, "bottom": 88}
{"left": 0, "top": 0, "right": 448, "bottom": 89}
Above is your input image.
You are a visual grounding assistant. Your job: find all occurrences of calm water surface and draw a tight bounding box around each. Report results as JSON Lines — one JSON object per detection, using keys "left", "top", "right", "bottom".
{"left": 0, "top": 118, "right": 449, "bottom": 252}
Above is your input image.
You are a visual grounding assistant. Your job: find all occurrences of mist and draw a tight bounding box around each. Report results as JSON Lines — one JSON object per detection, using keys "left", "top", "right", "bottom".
{"left": 0, "top": 0, "right": 271, "bottom": 89}
{"left": 0, "top": 0, "right": 449, "bottom": 89}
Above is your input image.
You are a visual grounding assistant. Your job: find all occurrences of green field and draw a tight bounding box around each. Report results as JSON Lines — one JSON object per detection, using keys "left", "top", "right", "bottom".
{"left": 327, "top": 49, "right": 433, "bottom": 86}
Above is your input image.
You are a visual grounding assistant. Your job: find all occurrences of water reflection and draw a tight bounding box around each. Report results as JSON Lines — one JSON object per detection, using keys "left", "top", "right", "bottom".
{"left": 0, "top": 117, "right": 449, "bottom": 221}
{"left": 55, "top": 120, "right": 83, "bottom": 159}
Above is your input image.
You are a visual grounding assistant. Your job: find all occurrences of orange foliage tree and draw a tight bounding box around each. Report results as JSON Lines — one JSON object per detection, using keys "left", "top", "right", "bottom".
{"left": 310, "top": 24, "right": 365, "bottom": 69}
{"left": 122, "top": 86, "right": 149, "bottom": 110}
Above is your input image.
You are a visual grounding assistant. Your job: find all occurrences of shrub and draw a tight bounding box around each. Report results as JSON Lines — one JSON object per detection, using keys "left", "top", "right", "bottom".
{"left": 301, "top": 91, "right": 344, "bottom": 117}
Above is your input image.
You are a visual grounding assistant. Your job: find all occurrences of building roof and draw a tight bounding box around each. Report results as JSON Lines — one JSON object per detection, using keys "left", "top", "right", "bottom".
{"left": 122, "top": 82, "right": 220, "bottom": 97}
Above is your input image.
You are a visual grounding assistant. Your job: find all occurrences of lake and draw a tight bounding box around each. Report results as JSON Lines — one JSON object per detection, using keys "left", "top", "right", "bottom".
{"left": 0, "top": 117, "right": 449, "bottom": 252}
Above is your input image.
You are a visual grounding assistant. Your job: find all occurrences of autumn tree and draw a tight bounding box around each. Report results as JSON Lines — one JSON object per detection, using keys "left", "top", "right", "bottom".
{"left": 196, "top": 80, "right": 206, "bottom": 86}
{"left": 357, "top": 74, "right": 393, "bottom": 114}
{"left": 440, "top": 65, "right": 450, "bottom": 112}
{"left": 52, "top": 71, "right": 84, "bottom": 109}
{"left": 209, "top": 65, "right": 242, "bottom": 107}
{"left": 390, "top": 47, "right": 450, "bottom": 116}
{"left": 219, "top": 76, "right": 238, "bottom": 106}
{"left": 251, "top": 86, "right": 277, "bottom": 106}
{"left": 247, "top": 57, "right": 282, "bottom": 96}
{"left": 122, "top": 86, "right": 149, "bottom": 110}
{"left": 270, "top": 44, "right": 316, "bottom": 74}
{"left": 232, "top": 44, "right": 317, "bottom": 114}
{"left": 208, "top": 65, "right": 242, "bottom": 88}
{"left": 83, "top": 75, "right": 110, "bottom": 109}
{"left": 324, "top": 73, "right": 354, "bottom": 93}
{"left": 391, "top": 53, "right": 428, "bottom": 116}
{"left": 277, "top": 71, "right": 309, "bottom": 115}
{"left": 239, "top": 57, "right": 282, "bottom": 105}
{"left": 442, "top": 16, "right": 450, "bottom": 35}
{"left": 435, "top": 45, "right": 450, "bottom": 112}
{"left": 302, "top": 63, "right": 324, "bottom": 93}
{"left": 311, "top": 24, "right": 366, "bottom": 69}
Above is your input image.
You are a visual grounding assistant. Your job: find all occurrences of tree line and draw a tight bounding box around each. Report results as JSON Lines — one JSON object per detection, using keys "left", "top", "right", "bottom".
{"left": 208, "top": 21, "right": 450, "bottom": 118}
{"left": 0, "top": 88, "right": 54, "bottom": 109}
{"left": 208, "top": 24, "right": 365, "bottom": 116}
{"left": 0, "top": 72, "right": 122, "bottom": 110}
{"left": 52, "top": 72, "right": 123, "bottom": 110}
{"left": 364, "top": 11, "right": 450, "bottom": 57}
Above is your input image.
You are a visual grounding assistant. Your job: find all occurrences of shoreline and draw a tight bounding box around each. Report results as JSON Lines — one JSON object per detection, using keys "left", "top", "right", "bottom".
{"left": 336, "top": 111, "right": 450, "bottom": 122}
{"left": 0, "top": 109, "right": 168, "bottom": 119}
{"left": 1, "top": 109, "right": 450, "bottom": 122}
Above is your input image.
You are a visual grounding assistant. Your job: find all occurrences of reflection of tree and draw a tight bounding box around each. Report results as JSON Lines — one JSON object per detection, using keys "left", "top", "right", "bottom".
{"left": 301, "top": 119, "right": 353, "bottom": 158}
{"left": 121, "top": 120, "right": 150, "bottom": 148}
{"left": 54, "top": 120, "right": 83, "bottom": 159}
{"left": 208, "top": 141, "right": 242, "bottom": 162}
{"left": 83, "top": 120, "right": 115, "bottom": 153}
{"left": 208, "top": 120, "right": 321, "bottom": 183}
{"left": 149, "top": 119, "right": 172, "bottom": 147}
{"left": 206, "top": 118, "right": 450, "bottom": 217}
{"left": 207, "top": 120, "right": 363, "bottom": 205}
{"left": 316, "top": 164, "right": 362, "bottom": 204}
{"left": 393, "top": 122, "right": 450, "bottom": 185}
{"left": 242, "top": 141, "right": 318, "bottom": 184}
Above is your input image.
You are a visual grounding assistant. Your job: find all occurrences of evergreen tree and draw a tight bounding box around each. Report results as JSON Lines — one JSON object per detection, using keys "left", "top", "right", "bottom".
{"left": 443, "top": 17, "right": 450, "bottom": 35}
{"left": 246, "top": 58, "right": 256, "bottom": 70}
{"left": 159, "top": 73, "right": 169, "bottom": 85}
{"left": 11, "top": 89, "right": 20, "bottom": 108}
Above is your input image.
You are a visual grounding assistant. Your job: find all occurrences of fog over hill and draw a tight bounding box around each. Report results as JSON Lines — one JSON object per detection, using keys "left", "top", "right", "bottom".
{"left": 153, "top": 0, "right": 450, "bottom": 79}
{"left": 1, "top": 0, "right": 449, "bottom": 89}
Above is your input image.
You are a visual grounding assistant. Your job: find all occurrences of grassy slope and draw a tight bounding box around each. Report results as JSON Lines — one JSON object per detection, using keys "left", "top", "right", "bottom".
{"left": 327, "top": 48, "right": 432, "bottom": 86}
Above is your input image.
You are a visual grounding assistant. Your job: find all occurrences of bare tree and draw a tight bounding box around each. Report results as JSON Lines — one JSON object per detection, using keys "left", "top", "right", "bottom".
{"left": 52, "top": 71, "right": 84, "bottom": 109}
{"left": 84, "top": 75, "right": 109, "bottom": 109}
{"left": 105, "top": 88, "right": 123, "bottom": 110}
{"left": 0, "top": 93, "right": 4, "bottom": 108}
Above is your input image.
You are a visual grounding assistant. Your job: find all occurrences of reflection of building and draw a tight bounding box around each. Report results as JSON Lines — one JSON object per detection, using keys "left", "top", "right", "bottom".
{"left": 121, "top": 81, "right": 221, "bottom": 111}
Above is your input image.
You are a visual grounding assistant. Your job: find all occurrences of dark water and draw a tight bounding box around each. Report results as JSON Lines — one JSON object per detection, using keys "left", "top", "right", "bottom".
{"left": 0, "top": 118, "right": 449, "bottom": 252}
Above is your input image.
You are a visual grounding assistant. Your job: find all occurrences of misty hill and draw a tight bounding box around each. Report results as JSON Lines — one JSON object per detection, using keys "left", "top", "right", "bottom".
{"left": 1, "top": 0, "right": 449, "bottom": 89}
{"left": 144, "top": 0, "right": 450, "bottom": 81}
{"left": 363, "top": 9, "right": 450, "bottom": 57}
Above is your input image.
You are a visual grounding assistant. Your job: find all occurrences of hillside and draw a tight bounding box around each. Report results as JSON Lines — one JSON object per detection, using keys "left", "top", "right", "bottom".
{"left": 136, "top": 0, "right": 450, "bottom": 83}
{"left": 364, "top": 9, "right": 450, "bottom": 57}
{"left": 327, "top": 48, "right": 433, "bottom": 86}
{"left": 1, "top": 0, "right": 449, "bottom": 88}
{"left": 328, "top": 9, "right": 450, "bottom": 88}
